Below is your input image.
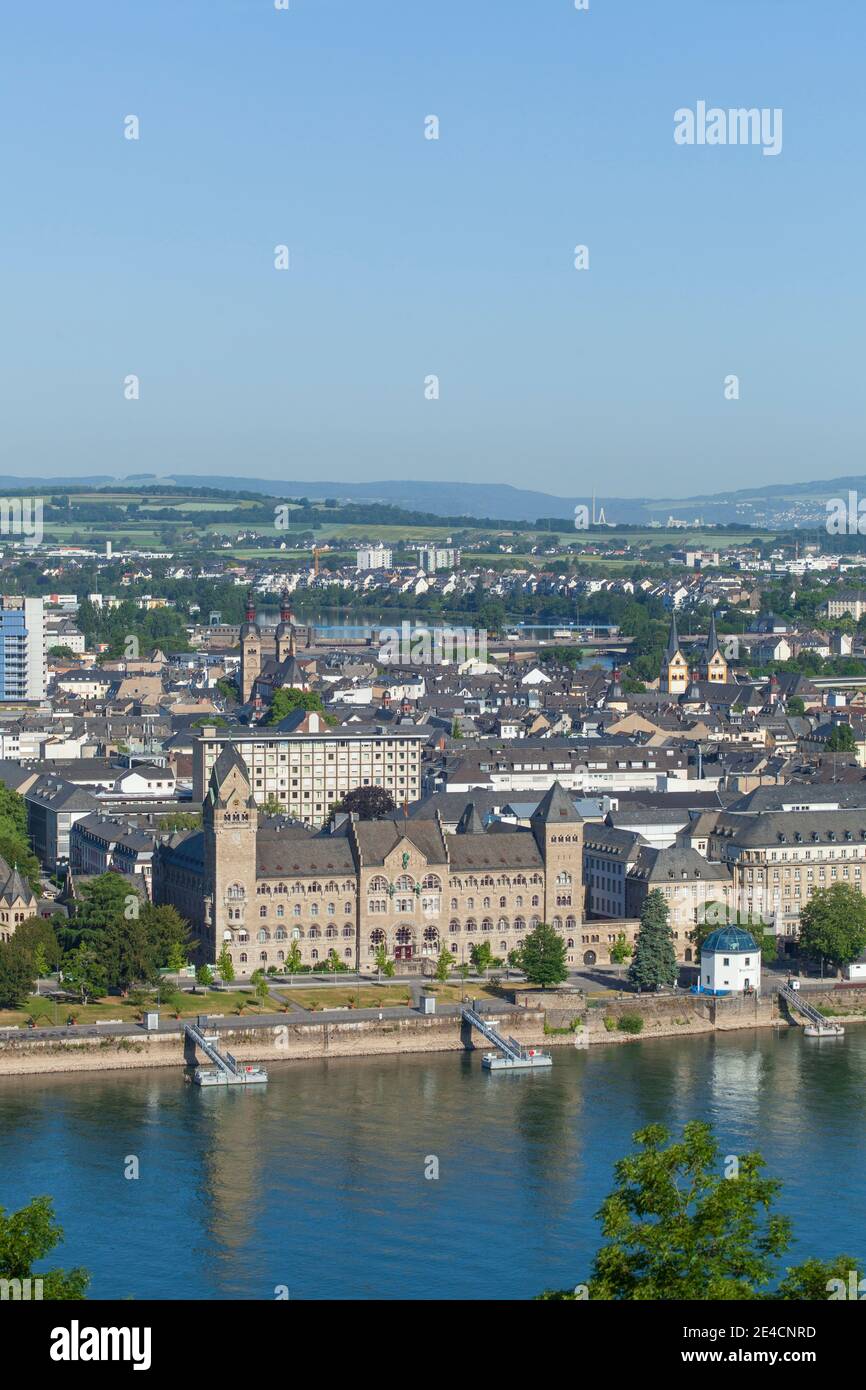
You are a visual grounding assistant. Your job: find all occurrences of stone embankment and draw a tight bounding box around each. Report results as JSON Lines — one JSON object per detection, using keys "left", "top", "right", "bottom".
{"left": 7, "top": 983, "right": 864, "bottom": 1078}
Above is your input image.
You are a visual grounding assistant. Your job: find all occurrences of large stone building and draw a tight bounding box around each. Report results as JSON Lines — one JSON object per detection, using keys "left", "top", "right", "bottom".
{"left": 156, "top": 747, "right": 585, "bottom": 975}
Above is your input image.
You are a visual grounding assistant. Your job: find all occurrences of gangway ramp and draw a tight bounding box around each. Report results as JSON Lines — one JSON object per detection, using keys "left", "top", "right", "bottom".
{"left": 779, "top": 985, "right": 844, "bottom": 1038}
{"left": 460, "top": 1005, "right": 552, "bottom": 1071}
{"left": 184, "top": 1020, "right": 268, "bottom": 1085}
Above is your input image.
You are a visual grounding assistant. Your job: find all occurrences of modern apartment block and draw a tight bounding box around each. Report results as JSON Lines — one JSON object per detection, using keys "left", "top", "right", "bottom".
{"left": 418, "top": 543, "right": 460, "bottom": 573}
{"left": 356, "top": 544, "right": 392, "bottom": 571}
{"left": 0, "top": 596, "right": 45, "bottom": 701}
{"left": 191, "top": 713, "right": 427, "bottom": 825}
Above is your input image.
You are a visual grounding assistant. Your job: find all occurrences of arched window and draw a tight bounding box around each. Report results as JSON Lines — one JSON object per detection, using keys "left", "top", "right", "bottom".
{"left": 369, "top": 875, "right": 388, "bottom": 893}
{"left": 481, "top": 918, "right": 493, "bottom": 933}
{"left": 344, "top": 947, "right": 352, "bottom": 958}
{"left": 309, "top": 926, "right": 320, "bottom": 939}
{"left": 396, "top": 926, "right": 412, "bottom": 945}
{"left": 259, "top": 906, "right": 267, "bottom": 918}
{"left": 260, "top": 951, "right": 268, "bottom": 962}
{"left": 369, "top": 927, "right": 386, "bottom": 947}
{"left": 449, "top": 919, "right": 460, "bottom": 935}
{"left": 395, "top": 874, "right": 414, "bottom": 892}
{"left": 311, "top": 948, "right": 319, "bottom": 960}
{"left": 514, "top": 916, "right": 525, "bottom": 932}
{"left": 497, "top": 917, "right": 508, "bottom": 931}
{"left": 422, "top": 874, "right": 441, "bottom": 890}
{"left": 465, "top": 918, "right": 477, "bottom": 934}
{"left": 257, "top": 929, "right": 269, "bottom": 943}
{"left": 239, "top": 952, "right": 248, "bottom": 963}
{"left": 556, "top": 871, "right": 572, "bottom": 886}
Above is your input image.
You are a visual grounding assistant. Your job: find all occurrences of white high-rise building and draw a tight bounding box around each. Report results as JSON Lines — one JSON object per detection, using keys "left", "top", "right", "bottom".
{"left": 356, "top": 544, "right": 392, "bottom": 571}
{"left": 418, "top": 543, "right": 460, "bottom": 573}
{"left": 0, "top": 595, "right": 46, "bottom": 700}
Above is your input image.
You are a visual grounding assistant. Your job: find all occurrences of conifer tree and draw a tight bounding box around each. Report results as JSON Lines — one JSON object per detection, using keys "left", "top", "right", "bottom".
{"left": 628, "top": 889, "right": 677, "bottom": 992}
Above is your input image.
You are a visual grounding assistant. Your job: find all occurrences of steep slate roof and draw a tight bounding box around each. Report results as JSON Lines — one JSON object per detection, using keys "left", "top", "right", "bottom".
{"left": 349, "top": 817, "right": 448, "bottom": 868}
{"left": 530, "top": 780, "right": 583, "bottom": 827}
{"left": 0, "top": 865, "right": 35, "bottom": 905}
{"left": 446, "top": 830, "right": 544, "bottom": 871}
{"left": 456, "top": 802, "right": 487, "bottom": 835}
{"left": 627, "top": 845, "right": 732, "bottom": 884}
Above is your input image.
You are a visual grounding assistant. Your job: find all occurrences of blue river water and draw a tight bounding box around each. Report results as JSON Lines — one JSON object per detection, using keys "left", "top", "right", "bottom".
{"left": 1, "top": 1028, "right": 863, "bottom": 1300}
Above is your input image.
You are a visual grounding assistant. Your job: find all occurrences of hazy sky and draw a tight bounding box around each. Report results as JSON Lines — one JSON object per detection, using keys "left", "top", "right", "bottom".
{"left": 1, "top": 0, "right": 863, "bottom": 499}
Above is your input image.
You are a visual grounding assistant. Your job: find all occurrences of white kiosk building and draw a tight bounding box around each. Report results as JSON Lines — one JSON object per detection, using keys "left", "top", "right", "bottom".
{"left": 700, "top": 926, "right": 761, "bottom": 994}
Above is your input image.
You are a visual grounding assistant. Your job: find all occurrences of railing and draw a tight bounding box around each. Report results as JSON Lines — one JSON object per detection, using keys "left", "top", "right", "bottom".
{"left": 184, "top": 1022, "right": 240, "bottom": 1076}
{"left": 461, "top": 1005, "right": 523, "bottom": 1061}
{"left": 778, "top": 985, "right": 843, "bottom": 1032}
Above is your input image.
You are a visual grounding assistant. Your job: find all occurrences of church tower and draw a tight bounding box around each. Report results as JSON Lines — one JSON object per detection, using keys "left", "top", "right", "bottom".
{"left": 275, "top": 587, "right": 296, "bottom": 664}
{"left": 660, "top": 613, "right": 689, "bottom": 695}
{"left": 203, "top": 745, "right": 258, "bottom": 965}
{"left": 700, "top": 611, "right": 728, "bottom": 684}
{"left": 530, "top": 781, "right": 584, "bottom": 926}
{"left": 239, "top": 589, "right": 261, "bottom": 703}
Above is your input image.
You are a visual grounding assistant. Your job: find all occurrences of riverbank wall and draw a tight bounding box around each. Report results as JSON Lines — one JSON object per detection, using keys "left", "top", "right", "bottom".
{"left": 0, "top": 1009, "right": 549, "bottom": 1077}
{"left": 0, "top": 986, "right": 798, "bottom": 1078}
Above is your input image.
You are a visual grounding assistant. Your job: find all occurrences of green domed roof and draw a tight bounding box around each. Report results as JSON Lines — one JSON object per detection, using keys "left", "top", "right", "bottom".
{"left": 701, "top": 926, "right": 759, "bottom": 954}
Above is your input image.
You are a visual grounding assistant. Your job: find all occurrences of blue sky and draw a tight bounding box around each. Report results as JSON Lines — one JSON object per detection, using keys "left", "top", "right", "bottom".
{"left": 0, "top": 0, "right": 863, "bottom": 499}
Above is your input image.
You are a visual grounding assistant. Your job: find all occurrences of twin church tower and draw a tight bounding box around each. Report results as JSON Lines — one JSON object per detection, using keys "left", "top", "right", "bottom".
{"left": 659, "top": 611, "right": 728, "bottom": 695}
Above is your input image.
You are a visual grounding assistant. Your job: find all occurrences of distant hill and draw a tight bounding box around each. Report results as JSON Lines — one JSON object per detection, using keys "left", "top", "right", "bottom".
{"left": 0, "top": 470, "right": 858, "bottom": 528}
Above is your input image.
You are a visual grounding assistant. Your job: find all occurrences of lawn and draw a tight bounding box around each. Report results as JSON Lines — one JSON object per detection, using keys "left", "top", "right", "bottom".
{"left": 280, "top": 985, "right": 412, "bottom": 1010}
{"left": 0, "top": 988, "right": 284, "bottom": 1028}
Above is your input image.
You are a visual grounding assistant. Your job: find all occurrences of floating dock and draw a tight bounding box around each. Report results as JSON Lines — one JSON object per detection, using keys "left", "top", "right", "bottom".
{"left": 461, "top": 1005, "right": 553, "bottom": 1071}
{"left": 779, "top": 985, "right": 844, "bottom": 1038}
{"left": 184, "top": 1021, "right": 268, "bottom": 1086}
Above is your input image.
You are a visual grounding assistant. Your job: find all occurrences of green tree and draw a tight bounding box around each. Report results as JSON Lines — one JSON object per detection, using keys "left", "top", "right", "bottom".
{"left": 217, "top": 946, "right": 235, "bottom": 984}
{"left": 610, "top": 932, "right": 633, "bottom": 965}
{"left": 0, "top": 1195, "right": 89, "bottom": 1300}
{"left": 285, "top": 942, "right": 303, "bottom": 980}
{"left": 0, "top": 942, "right": 35, "bottom": 1008}
{"left": 787, "top": 696, "right": 806, "bottom": 716}
{"left": 435, "top": 945, "right": 454, "bottom": 982}
{"left": 337, "top": 786, "right": 397, "bottom": 820}
{"left": 267, "top": 687, "right": 325, "bottom": 725}
{"left": 798, "top": 882, "right": 866, "bottom": 976}
{"left": 166, "top": 941, "right": 186, "bottom": 973}
{"left": 538, "top": 1121, "right": 858, "bottom": 1301}
{"left": 62, "top": 946, "right": 107, "bottom": 1005}
{"left": 158, "top": 810, "right": 202, "bottom": 831}
{"left": 628, "top": 889, "right": 678, "bottom": 992}
{"left": 520, "top": 922, "right": 568, "bottom": 988}
{"left": 826, "top": 723, "right": 857, "bottom": 752}
{"left": 251, "top": 968, "right": 270, "bottom": 1005}
{"left": 195, "top": 963, "right": 213, "bottom": 991}
{"left": 469, "top": 941, "right": 493, "bottom": 975}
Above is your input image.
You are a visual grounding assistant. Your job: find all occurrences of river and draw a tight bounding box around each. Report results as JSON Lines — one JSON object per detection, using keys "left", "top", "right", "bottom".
{"left": 2, "top": 1028, "right": 861, "bottom": 1300}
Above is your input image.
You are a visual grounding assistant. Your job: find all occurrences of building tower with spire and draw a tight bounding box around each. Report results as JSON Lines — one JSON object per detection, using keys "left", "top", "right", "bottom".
{"left": 203, "top": 746, "right": 258, "bottom": 963}
{"left": 660, "top": 612, "right": 689, "bottom": 695}
{"left": 699, "top": 610, "right": 728, "bottom": 684}
{"left": 530, "top": 781, "right": 584, "bottom": 925}
{"left": 239, "top": 589, "right": 261, "bottom": 703}
{"left": 275, "top": 587, "right": 296, "bottom": 665}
